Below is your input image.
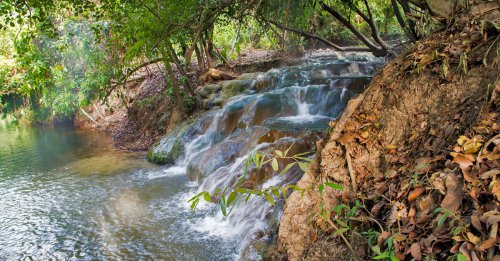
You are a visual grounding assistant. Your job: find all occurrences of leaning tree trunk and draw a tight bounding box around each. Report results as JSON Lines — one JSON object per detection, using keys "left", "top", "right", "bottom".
{"left": 278, "top": 1, "right": 499, "bottom": 260}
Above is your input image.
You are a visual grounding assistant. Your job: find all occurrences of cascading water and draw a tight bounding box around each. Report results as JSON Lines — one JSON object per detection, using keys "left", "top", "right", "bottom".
{"left": 149, "top": 51, "right": 385, "bottom": 259}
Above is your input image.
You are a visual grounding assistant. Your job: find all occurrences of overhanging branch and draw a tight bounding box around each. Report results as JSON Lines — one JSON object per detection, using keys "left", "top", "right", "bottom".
{"left": 266, "top": 19, "right": 371, "bottom": 52}
{"left": 101, "top": 58, "right": 163, "bottom": 105}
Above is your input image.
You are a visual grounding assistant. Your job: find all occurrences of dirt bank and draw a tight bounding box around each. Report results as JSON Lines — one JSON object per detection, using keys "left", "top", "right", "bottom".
{"left": 278, "top": 2, "right": 499, "bottom": 260}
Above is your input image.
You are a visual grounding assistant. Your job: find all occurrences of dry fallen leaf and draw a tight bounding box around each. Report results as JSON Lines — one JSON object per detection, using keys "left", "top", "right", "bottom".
{"left": 338, "top": 132, "right": 355, "bottom": 145}
{"left": 491, "top": 181, "right": 500, "bottom": 201}
{"left": 408, "top": 187, "right": 426, "bottom": 202}
{"left": 441, "top": 173, "right": 464, "bottom": 211}
{"left": 463, "top": 137, "right": 483, "bottom": 154}
{"left": 467, "top": 232, "right": 481, "bottom": 244}
{"left": 410, "top": 243, "right": 422, "bottom": 260}
{"left": 451, "top": 152, "right": 475, "bottom": 174}
{"left": 457, "top": 135, "right": 468, "bottom": 146}
{"left": 480, "top": 211, "right": 500, "bottom": 225}
{"left": 477, "top": 238, "right": 497, "bottom": 251}
{"left": 479, "top": 169, "right": 500, "bottom": 179}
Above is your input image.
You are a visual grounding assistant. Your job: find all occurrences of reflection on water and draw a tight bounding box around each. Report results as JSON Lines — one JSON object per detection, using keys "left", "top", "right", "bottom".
{"left": 0, "top": 120, "right": 238, "bottom": 260}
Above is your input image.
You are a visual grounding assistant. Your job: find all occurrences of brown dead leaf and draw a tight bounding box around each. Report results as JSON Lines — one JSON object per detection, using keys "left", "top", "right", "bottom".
{"left": 451, "top": 242, "right": 461, "bottom": 253}
{"left": 459, "top": 242, "right": 472, "bottom": 261}
{"left": 467, "top": 232, "right": 482, "bottom": 244}
{"left": 492, "top": 181, "right": 500, "bottom": 201}
{"left": 451, "top": 152, "right": 475, "bottom": 176}
{"left": 360, "top": 131, "right": 369, "bottom": 139}
{"left": 479, "top": 169, "right": 500, "bottom": 179}
{"left": 463, "top": 137, "right": 483, "bottom": 154}
{"left": 432, "top": 176, "right": 446, "bottom": 195}
{"left": 415, "top": 157, "right": 433, "bottom": 174}
{"left": 408, "top": 187, "right": 426, "bottom": 202}
{"left": 480, "top": 211, "right": 500, "bottom": 225}
{"left": 410, "top": 243, "right": 422, "bottom": 260}
{"left": 471, "top": 215, "right": 483, "bottom": 233}
{"left": 378, "top": 231, "right": 391, "bottom": 248}
{"left": 457, "top": 136, "right": 468, "bottom": 146}
{"left": 338, "top": 132, "right": 355, "bottom": 145}
{"left": 477, "top": 238, "right": 497, "bottom": 251}
{"left": 441, "top": 173, "right": 464, "bottom": 211}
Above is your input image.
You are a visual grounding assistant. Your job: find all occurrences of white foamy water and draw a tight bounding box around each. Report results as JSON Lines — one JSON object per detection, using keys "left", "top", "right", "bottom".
{"left": 147, "top": 166, "right": 187, "bottom": 179}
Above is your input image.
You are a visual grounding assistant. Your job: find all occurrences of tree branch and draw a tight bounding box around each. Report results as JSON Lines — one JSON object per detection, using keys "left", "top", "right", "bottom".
{"left": 391, "top": 0, "right": 417, "bottom": 43}
{"left": 319, "top": 2, "right": 385, "bottom": 54}
{"left": 266, "top": 19, "right": 371, "bottom": 52}
{"left": 101, "top": 58, "right": 163, "bottom": 105}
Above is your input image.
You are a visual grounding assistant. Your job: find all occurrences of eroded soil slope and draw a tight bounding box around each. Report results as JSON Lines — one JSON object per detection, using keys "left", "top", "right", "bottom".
{"left": 279, "top": 2, "right": 500, "bottom": 260}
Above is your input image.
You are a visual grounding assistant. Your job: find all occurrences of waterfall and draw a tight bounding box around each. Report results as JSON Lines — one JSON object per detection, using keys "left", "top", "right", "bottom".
{"left": 149, "top": 51, "right": 385, "bottom": 259}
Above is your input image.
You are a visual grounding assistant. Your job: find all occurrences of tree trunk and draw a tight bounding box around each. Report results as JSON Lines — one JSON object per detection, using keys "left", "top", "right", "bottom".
{"left": 161, "top": 48, "right": 182, "bottom": 108}
{"left": 194, "top": 43, "right": 206, "bottom": 73}
{"left": 391, "top": 0, "right": 418, "bottom": 43}
{"left": 202, "top": 37, "right": 216, "bottom": 68}
{"left": 166, "top": 41, "right": 194, "bottom": 96}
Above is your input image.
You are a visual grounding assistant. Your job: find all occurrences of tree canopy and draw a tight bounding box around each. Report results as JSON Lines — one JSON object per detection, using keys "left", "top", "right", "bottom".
{"left": 0, "top": 0, "right": 439, "bottom": 123}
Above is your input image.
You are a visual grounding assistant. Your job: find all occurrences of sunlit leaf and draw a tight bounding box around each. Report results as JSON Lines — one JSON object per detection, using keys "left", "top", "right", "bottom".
{"left": 324, "top": 182, "right": 344, "bottom": 191}
{"left": 272, "top": 158, "right": 279, "bottom": 171}
{"left": 265, "top": 193, "right": 275, "bottom": 206}
{"left": 280, "top": 162, "right": 296, "bottom": 175}
{"left": 298, "top": 162, "right": 309, "bottom": 172}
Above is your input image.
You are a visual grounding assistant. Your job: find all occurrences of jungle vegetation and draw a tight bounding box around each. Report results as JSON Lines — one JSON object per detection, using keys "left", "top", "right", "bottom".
{"left": 0, "top": 0, "right": 434, "bottom": 123}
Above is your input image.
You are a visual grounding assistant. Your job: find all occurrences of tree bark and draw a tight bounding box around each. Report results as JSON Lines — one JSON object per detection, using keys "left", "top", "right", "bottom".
{"left": 267, "top": 19, "right": 372, "bottom": 52}
{"left": 392, "top": 0, "right": 418, "bottom": 43}
{"left": 319, "top": 2, "right": 387, "bottom": 56}
{"left": 161, "top": 48, "right": 182, "bottom": 107}
{"left": 194, "top": 42, "right": 206, "bottom": 73}
{"left": 166, "top": 41, "right": 195, "bottom": 96}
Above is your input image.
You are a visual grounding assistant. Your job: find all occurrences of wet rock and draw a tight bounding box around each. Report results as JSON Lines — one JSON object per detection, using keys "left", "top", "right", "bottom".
{"left": 147, "top": 138, "right": 184, "bottom": 165}
{"left": 148, "top": 111, "right": 215, "bottom": 164}
{"left": 237, "top": 72, "right": 261, "bottom": 80}
{"left": 221, "top": 80, "right": 255, "bottom": 101}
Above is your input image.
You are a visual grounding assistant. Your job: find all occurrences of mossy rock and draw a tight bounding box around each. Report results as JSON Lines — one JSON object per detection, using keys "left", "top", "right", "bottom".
{"left": 237, "top": 72, "right": 261, "bottom": 80}
{"left": 221, "top": 80, "right": 254, "bottom": 100}
{"left": 147, "top": 138, "right": 185, "bottom": 165}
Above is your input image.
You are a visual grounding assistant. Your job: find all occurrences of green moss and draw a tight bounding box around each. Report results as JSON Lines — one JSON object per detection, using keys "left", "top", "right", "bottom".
{"left": 147, "top": 138, "right": 185, "bottom": 165}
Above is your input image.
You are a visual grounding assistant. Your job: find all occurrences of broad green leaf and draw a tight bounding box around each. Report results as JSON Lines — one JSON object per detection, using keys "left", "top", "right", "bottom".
{"left": 272, "top": 158, "right": 279, "bottom": 171}
{"left": 227, "top": 191, "right": 237, "bottom": 206}
{"left": 334, "top": 218, "right": 347, "bottom": 228}
{"left": 438, "top": 212, "right": 450, "bottom": 226}
{"left": 456, "top": 253, "right": 467, "bottom": 261}
{"left": 284, "top": 142, "right": 295, "bottom": 156}
{"left": 220, "top": 197, "right": 227, "bottom": 216}
{"left": 190, "top": 198, "right": 200, "bottom": 210}
{"left": 318, "top": 184, "right": 325, "bottom": 193}
{"left": 324, "top": 182, "right": 344, "bottom": 191}
{"left": 280, "top": 162, "right": 296, "bottom": 175}
{"left": 334, "top": 227, "right": 349, "bottom": 235}
{"left": 265, "top": 193, "right": 275, "bottom": 206}
{"left": 275, "top": 150, "right": 283, "bottom": 157}
{"left": 203, "top": 192, "right": 211, "bottom": 202}
{"left": 298, "top": 162, "right": 309, "bottom": 172}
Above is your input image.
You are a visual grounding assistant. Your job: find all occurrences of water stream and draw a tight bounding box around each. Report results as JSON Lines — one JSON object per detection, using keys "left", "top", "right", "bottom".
{"left": 0, "top": 52, "right": 384, "bottom": 260}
